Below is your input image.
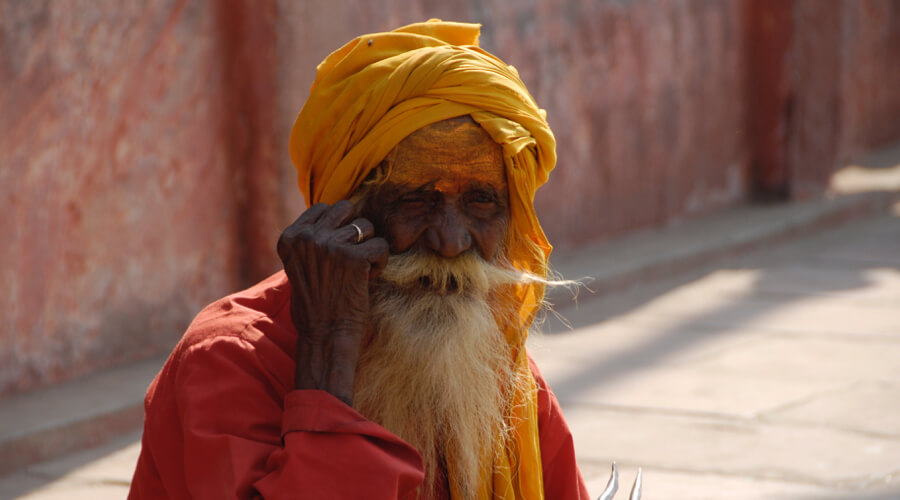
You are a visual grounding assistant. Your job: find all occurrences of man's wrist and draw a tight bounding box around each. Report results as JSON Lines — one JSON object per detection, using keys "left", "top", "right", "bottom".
{"left": 293, "top": 326, "right": 362, "bottom": 403}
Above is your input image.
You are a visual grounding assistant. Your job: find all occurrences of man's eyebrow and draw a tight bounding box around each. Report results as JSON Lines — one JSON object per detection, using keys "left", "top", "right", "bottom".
{"left": 386, "top": 180, "right": 436, "bottom": 195}
{"left": 409, "top": 180, "right": 437, "bottom": 192}
{"left": 467, "top": 181, "right": 502, "bottom": 192}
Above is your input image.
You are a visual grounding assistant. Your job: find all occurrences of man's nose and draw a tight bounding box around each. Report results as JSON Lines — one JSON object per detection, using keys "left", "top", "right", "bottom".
{"left": 424, "top": 204, "right": 472, "bottom": 258}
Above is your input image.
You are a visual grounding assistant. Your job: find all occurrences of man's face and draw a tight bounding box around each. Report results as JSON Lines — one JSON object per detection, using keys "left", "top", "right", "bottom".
{"left": 360, "top": 116, "right": 510, "bottom": 262}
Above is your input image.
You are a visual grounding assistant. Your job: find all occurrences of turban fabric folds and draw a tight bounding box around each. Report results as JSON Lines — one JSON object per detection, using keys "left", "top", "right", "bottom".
{"left": 289, "top": 20, "right": 556, "bottom": 499}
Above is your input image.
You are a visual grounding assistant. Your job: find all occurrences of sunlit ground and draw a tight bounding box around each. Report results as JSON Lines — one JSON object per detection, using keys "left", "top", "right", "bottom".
{"left": 0, "top": 432, "right": 139, "bottom": 499}
{"left": 528, "top": 198, "right": 899, "bottom": 498}
{"left": 830, "top": 141, "right": 900, "bottom": 195}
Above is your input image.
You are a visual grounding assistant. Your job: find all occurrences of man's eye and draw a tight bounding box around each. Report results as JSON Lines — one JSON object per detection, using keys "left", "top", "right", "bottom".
{"left": 470, "top": 192, "right": 496, "bottom": 204}
{"left": 398, "top": 194, "right": 427, "bottom": 205}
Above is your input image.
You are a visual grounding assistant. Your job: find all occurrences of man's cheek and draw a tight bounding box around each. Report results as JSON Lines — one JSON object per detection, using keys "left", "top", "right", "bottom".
{"left": 361, "top": 207, "right": 399, "bottom": 247}
{"left": 477, "top": 220, "right": 509, "bottom": 261}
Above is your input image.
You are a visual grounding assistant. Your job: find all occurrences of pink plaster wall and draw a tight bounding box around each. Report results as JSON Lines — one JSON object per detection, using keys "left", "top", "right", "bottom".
{"left": 754, "top": 0, "right": 900, "bottom": 200}
{"left": 836, "top": 1, "right": 900, "bottom": 157}
{"left": 519, "top": 1, "right": 748, "bottom": 247}
{"left": 0, "top": 1, "right": 243, "bottom": 395}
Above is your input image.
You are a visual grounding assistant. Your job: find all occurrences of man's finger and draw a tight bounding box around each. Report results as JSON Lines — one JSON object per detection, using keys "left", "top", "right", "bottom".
{"left": 333, "top": 218, "right": 375, "bottom": 244}
{"left": 353, "top": 237, "right": 389, "bottom": 279}
{"left": 295, "top": 203, "right": 330, "bottom": 226}
{"left": 315, "top": 200, "right": 355, "bottom": 228}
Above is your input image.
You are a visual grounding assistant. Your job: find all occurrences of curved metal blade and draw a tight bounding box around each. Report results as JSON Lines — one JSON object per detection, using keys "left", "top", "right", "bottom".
{"left": 597, "top": 462, "right": 619, "bottom": 500}
{"left": 629, "top": 468, "right": 643, "bottom": 500}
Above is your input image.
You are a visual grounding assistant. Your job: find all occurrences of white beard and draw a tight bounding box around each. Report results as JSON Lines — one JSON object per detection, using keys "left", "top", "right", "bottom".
{"left": 352, "top": 251, "right": 529, "bottom": 498}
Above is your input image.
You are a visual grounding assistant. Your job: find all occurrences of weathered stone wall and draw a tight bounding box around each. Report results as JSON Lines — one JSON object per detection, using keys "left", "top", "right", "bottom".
{"left": 0, "top": 1, "right": 245, "bottom": 395}
{"left": 523, "top": 1, "right": 747, "bottom": 247}
{"left": 746, "top": 0, "right": 900, "bottom": 200}
{"left": 3, "top": 0, "right": 900, "bottom": 395}
{"left": 835, "top": 1, "right": 900, "bottom": 158}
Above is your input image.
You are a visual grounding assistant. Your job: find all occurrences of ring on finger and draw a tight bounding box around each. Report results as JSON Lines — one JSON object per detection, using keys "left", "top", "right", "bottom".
{"left": 349, "top": 223, "right": 365, "bottom": 243}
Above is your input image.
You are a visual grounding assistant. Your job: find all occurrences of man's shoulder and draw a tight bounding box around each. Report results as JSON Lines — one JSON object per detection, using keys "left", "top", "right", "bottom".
{"left": 143, "top": 271, "right": 295, "bottom": 416}
{"left": 178, "top": 270, "right": 293, "bottom": 353}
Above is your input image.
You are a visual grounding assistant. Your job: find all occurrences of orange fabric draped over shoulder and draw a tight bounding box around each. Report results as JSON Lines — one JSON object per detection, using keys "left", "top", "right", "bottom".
{"left": 289, "top": 20, "right": 556, "bottom": 499}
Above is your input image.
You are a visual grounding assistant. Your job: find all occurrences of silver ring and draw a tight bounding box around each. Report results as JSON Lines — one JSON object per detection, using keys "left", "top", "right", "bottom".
{"left": 349, "top": 223, "right": 364, "bottom": 243}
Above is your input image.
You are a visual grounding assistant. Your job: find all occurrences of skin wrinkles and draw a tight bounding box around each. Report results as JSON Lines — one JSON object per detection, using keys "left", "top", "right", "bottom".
{"left": 277, "top": 114, "right": 510, "bottom": 411}
{"left": 361, "top": 116, "right": 510, "bottom": 262}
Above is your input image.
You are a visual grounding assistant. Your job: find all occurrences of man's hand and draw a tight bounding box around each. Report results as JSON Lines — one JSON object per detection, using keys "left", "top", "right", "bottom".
{"left": 277, "top": 200, "right": 389, "bottom": 406}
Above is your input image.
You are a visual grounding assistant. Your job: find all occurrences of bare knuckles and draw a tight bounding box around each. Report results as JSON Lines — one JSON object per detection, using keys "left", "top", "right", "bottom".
{"left": 278, "top": 201, "right": 389, "bottom": 401}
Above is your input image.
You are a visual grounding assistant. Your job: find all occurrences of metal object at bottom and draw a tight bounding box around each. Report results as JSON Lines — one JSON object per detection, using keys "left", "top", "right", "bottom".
{"left": 597, "top": 463, "right": 642, "bottom": 500}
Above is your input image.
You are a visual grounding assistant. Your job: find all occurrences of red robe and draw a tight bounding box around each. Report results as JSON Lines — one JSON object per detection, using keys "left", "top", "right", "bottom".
{"left": 129, "top": 271, "right": 589, "bottom": 499}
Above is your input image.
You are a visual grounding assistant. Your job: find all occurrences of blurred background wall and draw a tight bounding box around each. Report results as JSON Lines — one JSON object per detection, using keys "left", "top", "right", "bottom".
{"left": 2, "top": 0, "right": 899, "bottom": 397}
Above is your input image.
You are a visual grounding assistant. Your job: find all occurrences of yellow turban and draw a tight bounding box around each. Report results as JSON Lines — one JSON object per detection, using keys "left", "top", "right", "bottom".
{"left": 289, "top": 19, "right": 556, "bottom": 499}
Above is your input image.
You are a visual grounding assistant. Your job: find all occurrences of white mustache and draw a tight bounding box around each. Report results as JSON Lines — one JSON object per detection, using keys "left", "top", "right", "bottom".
{"left": 376, "top": 252, "right": 524, "bottom": 297}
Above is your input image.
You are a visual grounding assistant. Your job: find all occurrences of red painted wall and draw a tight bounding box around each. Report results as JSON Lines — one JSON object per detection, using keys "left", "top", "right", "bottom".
{"left": 2, "top": 0, "right": 900, "bottom": 395}
{"left": 0, "top": 1, "right": 244, "bottom": 395}
{"left": 746, "top": 0, "right": 900, "bottom": 200}
{"left": 834, "top": 1, "right": 900, "bottom": 160}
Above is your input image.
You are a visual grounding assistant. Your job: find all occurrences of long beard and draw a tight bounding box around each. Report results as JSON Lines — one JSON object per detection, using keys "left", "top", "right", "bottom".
{"left": 352, "top": 252, "right": 530, "bottom": 498}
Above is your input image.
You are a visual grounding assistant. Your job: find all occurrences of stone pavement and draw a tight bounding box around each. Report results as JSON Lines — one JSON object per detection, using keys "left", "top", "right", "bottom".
{"left": 0, "top": 196, "right": 897, "bottom": 499}
{"left": 0, "top": 432, "right": 139, "bottom": 500}
{"left": 532, "top": 201, "right": 900, "bottom": 499}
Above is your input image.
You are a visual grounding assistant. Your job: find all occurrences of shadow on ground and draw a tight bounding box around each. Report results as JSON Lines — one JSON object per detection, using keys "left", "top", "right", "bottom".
{"left": 539, "top": 208, "right": 898, "bottom": 398}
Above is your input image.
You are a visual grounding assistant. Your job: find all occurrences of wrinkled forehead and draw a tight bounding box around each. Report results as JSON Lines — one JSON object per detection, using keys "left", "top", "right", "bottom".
{"left": 385, "top": 116, "right": 506, "bottom": 189}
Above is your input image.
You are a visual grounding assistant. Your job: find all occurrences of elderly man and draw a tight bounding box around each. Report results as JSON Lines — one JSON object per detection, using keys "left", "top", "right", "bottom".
{"left": 129, "top": 20, "right": 589, "bottom": 499}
